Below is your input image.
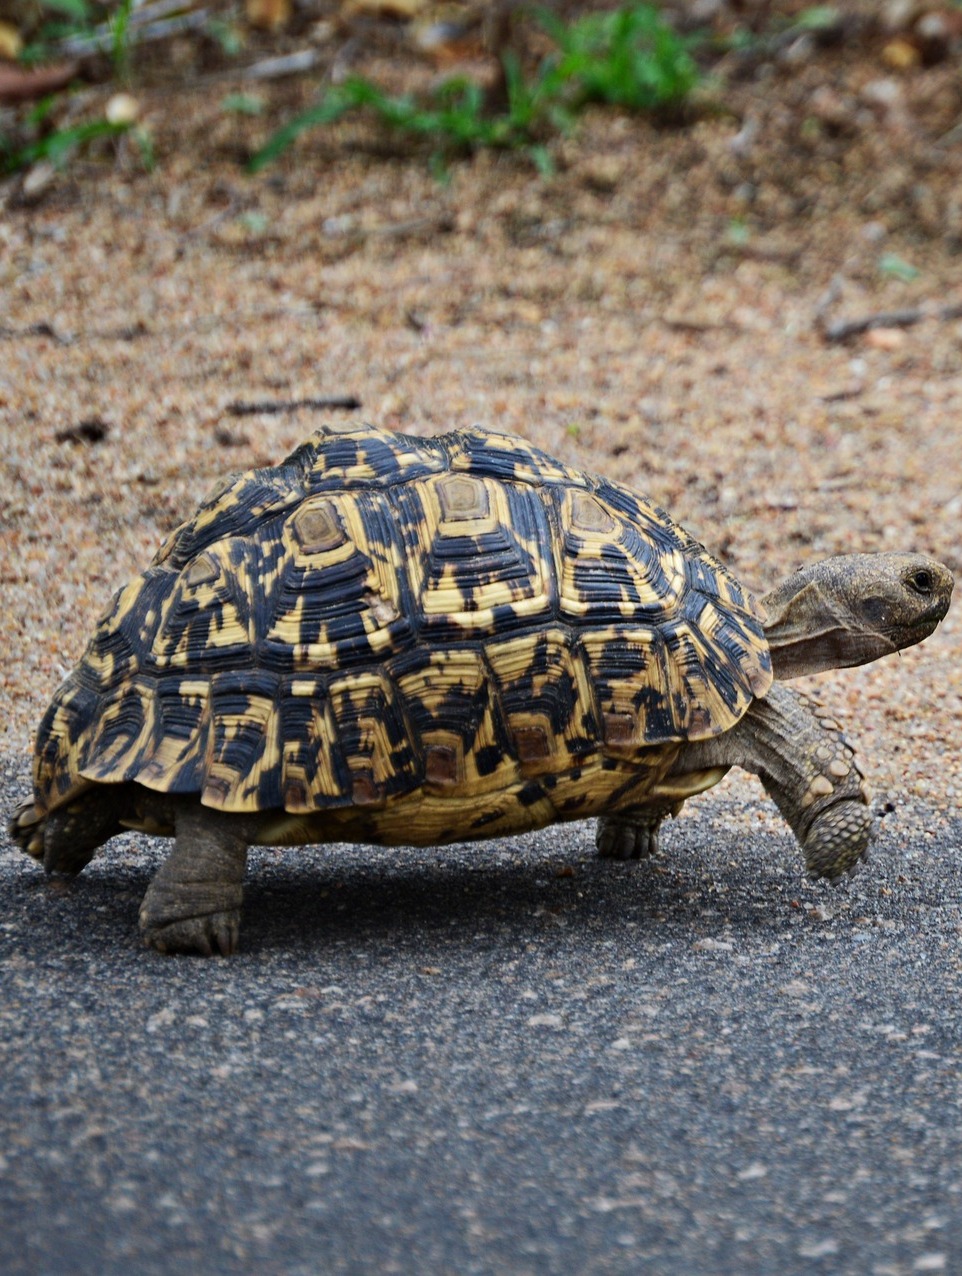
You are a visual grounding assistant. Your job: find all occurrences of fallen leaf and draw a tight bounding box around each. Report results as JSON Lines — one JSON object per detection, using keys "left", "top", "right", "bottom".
{"left": 864, "top": 327, "right": 906, "bottom": 350}
{"left": 344, "top": 0, "right": 426, "bottom": 17}
{"left": 881, "top": 37, "right": 920, "bottom": 69}
{"left": 0, "top": 61, "right": 77, "bottom": 105}
{"left": 246, "top": 0, "right": 291, "bottom": 31}
{"left": 0, "top": 20, "right": 21, "bottom": 60}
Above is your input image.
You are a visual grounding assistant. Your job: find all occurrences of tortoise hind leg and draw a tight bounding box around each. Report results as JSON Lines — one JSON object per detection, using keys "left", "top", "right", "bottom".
{"left": 139, "top": 805, "right": 249, "bottom": 957}
{"left": 10, "top": 801, "right": 48, "bottom": 862}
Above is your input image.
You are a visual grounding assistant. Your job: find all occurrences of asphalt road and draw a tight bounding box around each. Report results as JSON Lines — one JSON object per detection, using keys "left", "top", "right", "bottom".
{"left": 2, "top": 753, "right": 961, "bottom": 1276}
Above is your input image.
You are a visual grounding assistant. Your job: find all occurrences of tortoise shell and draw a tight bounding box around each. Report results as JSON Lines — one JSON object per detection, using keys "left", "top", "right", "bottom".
{"left": 29, "top": 423, "right": 772, "bottom": 847}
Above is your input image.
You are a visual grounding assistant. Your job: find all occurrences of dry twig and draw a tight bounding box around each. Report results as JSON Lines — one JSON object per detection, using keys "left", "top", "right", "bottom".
{"left": 226, "top": 396, "right": 362, "bottom": 416}
{"left": 820, "top": 302, "right": 962, "bottom": 343}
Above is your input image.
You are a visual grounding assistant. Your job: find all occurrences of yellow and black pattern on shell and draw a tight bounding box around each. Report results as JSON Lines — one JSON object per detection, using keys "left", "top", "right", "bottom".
{"left": 396, "top": 473, "right": 555, "bottom": 637}
{"left": 30, "top": 423, "right": 772, "bottom": 845}
{"left": 154, "top": 421, "right": 448, "bottom": 571}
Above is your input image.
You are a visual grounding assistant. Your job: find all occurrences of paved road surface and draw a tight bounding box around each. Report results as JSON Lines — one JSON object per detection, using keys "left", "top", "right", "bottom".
{"left": 2, "top": 754, "right": 961, "bottom": 1275}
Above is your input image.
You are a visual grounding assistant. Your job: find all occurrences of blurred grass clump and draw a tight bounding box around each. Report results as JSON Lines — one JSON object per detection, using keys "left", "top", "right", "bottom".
{"left": 250, "top": 3, "right": 701, "bottom": 175}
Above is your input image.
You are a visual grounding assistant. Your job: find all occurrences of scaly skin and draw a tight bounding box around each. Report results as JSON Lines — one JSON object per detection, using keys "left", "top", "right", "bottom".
{"left": 596, "top": 805, "right": 678, "bottom": 860}
{"left": 138, "top": 805, "right": 250, "bottom": 957}
{"left": 603, "top": 683, "right": 871, "bottom": 880}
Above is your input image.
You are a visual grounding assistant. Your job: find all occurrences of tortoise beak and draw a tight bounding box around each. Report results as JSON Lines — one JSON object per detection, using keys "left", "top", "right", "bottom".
{"left": 917, "top": 596, "right": 952, "bottom": 628}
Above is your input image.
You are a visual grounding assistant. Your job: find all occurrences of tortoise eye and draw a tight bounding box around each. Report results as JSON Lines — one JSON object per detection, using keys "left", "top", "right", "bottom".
{"left": 907, "top": 569, "right": 935, "bottom": 595}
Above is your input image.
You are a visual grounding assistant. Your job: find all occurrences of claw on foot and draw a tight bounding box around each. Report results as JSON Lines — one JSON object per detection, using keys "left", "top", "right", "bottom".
{"left": 140, "top": 908, "right": 241, "bottom": 957}
{"left": 9, "top": 801, "right": 45, "bottom": 860}
{"left": 139, "top": 873, "right": 244, "bottom": 957}
{"left": 596, "top": 814, "right": 664, "bottom": 861}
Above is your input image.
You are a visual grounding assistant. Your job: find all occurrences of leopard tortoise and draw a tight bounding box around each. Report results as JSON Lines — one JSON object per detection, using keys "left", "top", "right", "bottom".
{"left": 10, "top": 423, "right": 953, "bottom": 955}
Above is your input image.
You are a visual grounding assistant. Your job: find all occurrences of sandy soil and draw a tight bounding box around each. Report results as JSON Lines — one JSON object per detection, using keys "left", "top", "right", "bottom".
{"left": 2, "top": 15, "right": 960, "bottom": 828}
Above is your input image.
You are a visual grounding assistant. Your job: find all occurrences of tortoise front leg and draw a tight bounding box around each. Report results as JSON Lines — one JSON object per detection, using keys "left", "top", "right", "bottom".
{"left": 748, "top": 685, "right": 872, "bottom": 879}
{"left": 139, "top": 805, "right": 249, "bottom": 957}
{"left": 678, "top": 683, "right": 872, "bottom": 879}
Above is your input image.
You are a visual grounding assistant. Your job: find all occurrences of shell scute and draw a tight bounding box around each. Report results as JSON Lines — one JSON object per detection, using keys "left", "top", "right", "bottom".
{"left": 447, "top": 428, "right": 586, "bottom": 486}
{"left": 78, "top": 675, "right": 159, "bottom": 784}
{"left": 33, "top": 679, "right": 102, "bottom": 812}
{"left": 485, "top": 629, "right": 599, "bottom": 776}
{"left": 155, "top": 472, "right": 300, "bottom": 571}
{"left": 326, "top": 669, "right": 418, "bottom": 808}
{"left": 83, "top": 567, "right": 173, "bottom": 692}
{"left": 280, "top": 681, "right": 351, "bottom": 812}
{"left": 554, "top": 486, "right": 686, "bottom": 623}
{"left": 262, "top": 490, "right": 414, "bottom": 671}
{"left": 134, "top": 677, "right": 210, "bottom": 794}
{"left": 149, "top": 538, "right": 256, "bottom": 673}
{"left": 390, "top": 646, "right": 510, "bottom": 795}
{"left": 580, "top": 627, "right": 676, "bottom": 751}
{"left": 298, "top": 425, "right": 445, "bottom": 491}
{"left": 155, "top": 425, "right": 444, "bottom": 570}
{"left": 200, "top": 669, "right": 283, "bottom": 812}
{"left": 398, "top": 474, "right": 555, "bottom": 636}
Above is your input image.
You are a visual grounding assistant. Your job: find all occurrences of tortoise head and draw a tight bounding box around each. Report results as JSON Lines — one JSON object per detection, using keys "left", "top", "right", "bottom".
{"left": 760, "top": 552, "right": 954, "bottom": 680}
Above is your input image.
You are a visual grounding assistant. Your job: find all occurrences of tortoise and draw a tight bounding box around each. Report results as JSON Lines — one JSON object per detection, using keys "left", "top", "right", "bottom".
{"left": 10, "top": 422, "right": 953, "bottom": 956}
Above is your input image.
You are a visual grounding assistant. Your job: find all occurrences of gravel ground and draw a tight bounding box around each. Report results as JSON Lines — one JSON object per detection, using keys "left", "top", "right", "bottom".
{"left": 1, "top": 14, "right": 961, "bottom": 1273}
{"left": 2, "top": 787, "right": 962, "bottom": 1275}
